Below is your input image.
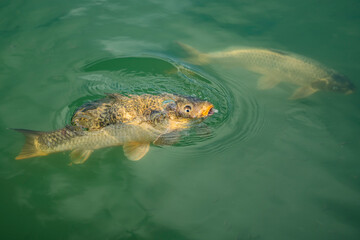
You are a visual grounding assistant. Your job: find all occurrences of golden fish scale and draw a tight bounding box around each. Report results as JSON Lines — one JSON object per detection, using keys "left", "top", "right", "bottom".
{"left": 71, "top": 93, "right": 177, "bottom": 131}
{"left": 38, "top": 93, "right": 192, "bottom": 154}
{"left": 210, "top": 48, "right": 331, "bottom": 85}
{"left": 35, "top": 122, "right": 166, "bottom": 154}
{"left": 14, "top": 91, "right": 214, "bottom": 161}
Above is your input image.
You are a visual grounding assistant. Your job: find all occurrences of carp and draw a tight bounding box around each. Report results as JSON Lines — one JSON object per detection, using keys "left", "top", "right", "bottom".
{"left": 178, "top": 42, "right": 355, "bottom": 99}
{"left": 13, "top": 93, "right": 217, "bottom": 163}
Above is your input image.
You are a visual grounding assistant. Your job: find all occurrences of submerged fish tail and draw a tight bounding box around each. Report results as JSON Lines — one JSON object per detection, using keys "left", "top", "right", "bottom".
{"left": 12, "top": 129, "right": 48, "bottom": 160}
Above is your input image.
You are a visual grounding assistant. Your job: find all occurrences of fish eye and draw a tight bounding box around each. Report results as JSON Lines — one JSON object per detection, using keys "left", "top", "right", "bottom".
{"left": 184, "top": 105, "right": 192, "bottom": 113}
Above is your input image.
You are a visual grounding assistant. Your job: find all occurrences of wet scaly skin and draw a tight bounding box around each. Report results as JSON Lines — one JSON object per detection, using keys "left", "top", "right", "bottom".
{"left": 71, "top": 93, "right": 215, "bottom": 131}
{"left": 14, "top": 93, "right": 217, "bottom": 162}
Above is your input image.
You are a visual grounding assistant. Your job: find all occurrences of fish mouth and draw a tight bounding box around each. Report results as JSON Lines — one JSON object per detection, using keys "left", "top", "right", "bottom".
{"left": 201, "top": 105, "right": 218, "bottom": 117}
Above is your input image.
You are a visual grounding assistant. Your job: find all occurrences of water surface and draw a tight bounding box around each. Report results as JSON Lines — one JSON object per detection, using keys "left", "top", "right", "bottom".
{"left": 1, "top": 0, "right": 360, "bottom": 239}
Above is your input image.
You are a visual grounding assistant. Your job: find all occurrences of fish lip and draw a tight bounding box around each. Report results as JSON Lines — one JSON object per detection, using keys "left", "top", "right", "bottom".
{"left": 202, "top": 105, "right": 218, "bottom": 117}
{"left": 208, "top": 107, "right": 215, "bottom": 116}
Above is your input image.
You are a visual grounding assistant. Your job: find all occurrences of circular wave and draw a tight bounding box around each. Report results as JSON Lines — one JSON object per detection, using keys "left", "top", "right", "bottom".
{"left": 52, "top": 56, "right": 264, "bottom": 157}
{"left": 178, "top": 68, "right": 265, "bottom": 157}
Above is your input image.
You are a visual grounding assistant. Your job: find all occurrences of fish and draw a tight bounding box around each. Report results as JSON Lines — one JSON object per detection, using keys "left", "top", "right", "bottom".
{"left": 13, "top": 93, "right": 217, "bottom": 163}
{"left": 178, "top": 42, "right": 356, "bottom": 99}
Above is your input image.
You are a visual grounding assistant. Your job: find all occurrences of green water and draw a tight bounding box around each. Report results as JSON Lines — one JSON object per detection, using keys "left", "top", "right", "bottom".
{"left": 1, "top": 0, "right": 360, "bottom": 239}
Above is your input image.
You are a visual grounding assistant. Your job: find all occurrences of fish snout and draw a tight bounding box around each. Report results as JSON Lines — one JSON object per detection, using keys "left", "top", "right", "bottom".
{"left": 330, "top": 73, "right": 356, "bottom": 94}
{"left": 342, "top": 81, "right": 356, "bottom": 95}
{"left": 201, "top": 104, "right": 218, "bottom": 117}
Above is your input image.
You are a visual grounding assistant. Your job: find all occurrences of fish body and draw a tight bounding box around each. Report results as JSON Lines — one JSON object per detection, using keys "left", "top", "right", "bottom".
{"left": 72, "top": 93, "right": 214, "bottom": 131}
{"left": 14, "top": 93, "right": 216, "bottom": 163}
{"left": 179, "top": 43, "right": 355, "bottom": 99}
{"left": 14, "top": 123, "right": 165, "bottom": 163}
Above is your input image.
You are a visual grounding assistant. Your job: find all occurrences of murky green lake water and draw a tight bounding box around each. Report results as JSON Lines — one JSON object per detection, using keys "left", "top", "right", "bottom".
{"left": 1, "top": 0, "right": 360, "bottom": 239}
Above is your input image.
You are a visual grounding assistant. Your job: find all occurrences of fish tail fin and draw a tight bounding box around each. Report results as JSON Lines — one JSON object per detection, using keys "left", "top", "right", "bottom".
{"left": 176, "top": 42, "right": 210, "bottom": 65}
{"left": 11, "top": 128, "right": 46, "bottom": 160}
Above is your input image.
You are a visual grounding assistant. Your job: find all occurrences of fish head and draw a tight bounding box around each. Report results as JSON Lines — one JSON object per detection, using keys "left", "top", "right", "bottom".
{"left": 311, "top": 72, "right": 356, "bottom": 95}
{"left": 166, "top": 96, "right": 217, "bottom": 120}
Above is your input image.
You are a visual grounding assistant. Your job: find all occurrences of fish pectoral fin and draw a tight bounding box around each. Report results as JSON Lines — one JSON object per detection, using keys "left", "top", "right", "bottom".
{"left": 153, "top": 132, "right": 181, "bottom": 145}
{"left": 290, "top": 86, "right": 318, "bottom": 100}
{"left": 105, "top": 93, "right": 125, "bottom": 100}
{"left": 70, "top": 149, "right": 94, "bottom": 164}
{"left": 123, "top": 142, "right": 150, "bottom": 161}
{"left": 257, "top": 75, "right": 281, "bottom": 90}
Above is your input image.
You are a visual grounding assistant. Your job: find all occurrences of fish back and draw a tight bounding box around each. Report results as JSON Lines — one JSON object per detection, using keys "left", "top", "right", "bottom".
{"left": 71, "top": 96, "right": 117, "bottom": 130}
{"left": 211, "top": 48, "right": 331, "bottom": 84}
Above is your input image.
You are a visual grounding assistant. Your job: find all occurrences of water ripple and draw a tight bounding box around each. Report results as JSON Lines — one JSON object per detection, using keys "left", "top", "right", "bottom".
{"left": 178, "top": 67, "right": 265, "bottom": 157}
{"left": 52, "top": 56, "right": 264, "bottom": 157}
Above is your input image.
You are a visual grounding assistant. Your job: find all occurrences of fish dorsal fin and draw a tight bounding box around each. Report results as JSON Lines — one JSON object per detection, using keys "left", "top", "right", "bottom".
{"left": 290, "top": 86, "right": 318, "bottom": 100}
{"left": 257, "top": 75, "right": 281, "bottom": 90}
{"left": 105, "top": 93, "right": 126, "bottom": 100}
{"left": 123, "top": 142, "right": 150, "bottom": 161}
{"left": 70, "top": 149, "right": 93, "bottom": 165}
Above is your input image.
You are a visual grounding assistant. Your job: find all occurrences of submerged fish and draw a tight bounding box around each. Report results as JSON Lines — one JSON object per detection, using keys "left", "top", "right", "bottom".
{"left": 178, "top": 43, "right": 355, "bottom": 99}
{"left": 13, "top": 93, "right": 217, "bottom": 163}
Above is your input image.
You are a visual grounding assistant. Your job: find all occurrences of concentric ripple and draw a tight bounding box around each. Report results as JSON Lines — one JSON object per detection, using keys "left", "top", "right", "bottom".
{"left": 178, "top": 67, "right": 266, "bottom": 157}
{"left": 52, "top": 56, "right": 265, "bottom": 156}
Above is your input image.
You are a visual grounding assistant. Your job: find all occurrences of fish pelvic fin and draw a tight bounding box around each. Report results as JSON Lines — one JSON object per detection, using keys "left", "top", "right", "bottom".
{"left": 12, "top": 129, "right": 47, "bottom": 160}
{"left": 289, "top": 86, "right": 318, "bottom": 100}
{"left": 70, "top": 149, "right": 94, "bottom": 165}
{"left": 177, "top": 42, "right": 210, "bottom": 65}
{"left": 123, "top": 142, "right": 150, "bottom": 161}
{"left": 257, "top": 75, "right": 281, "bottom": 90}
